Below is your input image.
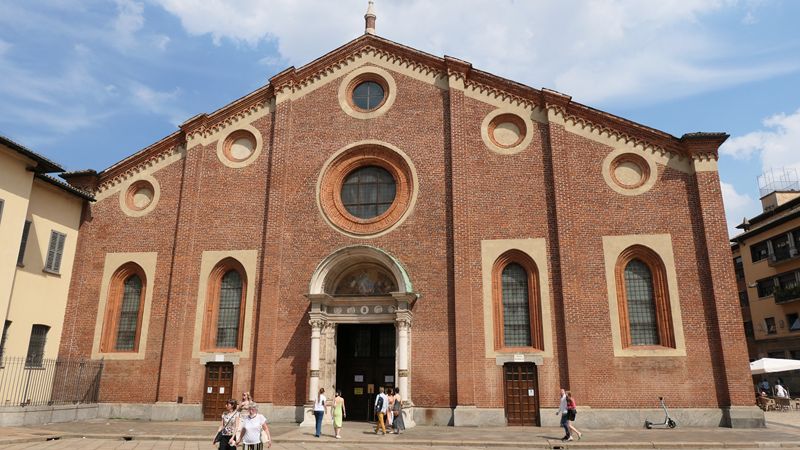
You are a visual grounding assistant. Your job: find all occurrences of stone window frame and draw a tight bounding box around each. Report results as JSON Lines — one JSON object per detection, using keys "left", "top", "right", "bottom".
{"left": 92, "top": 252, "right": 157, "bottom": 361}
{"left": 201, "top": 257, "right": 248, "bottom": 352}
{"left": 601, "top": 149, "right": 658, "bottom": 196}
{"left": 615, "top": 245, "right": 676, "bottom": 350}
{"left": 602, "top": 234, "right": 686, "bottom": 357}
{"left": 119, "top": 175, "right": 161, "bottom": 218}
{"left": 215, "top": 124, "right": 264, "bottom": 169}
{"left": 99, "top": 262, "right": 147, "bottom": 353}
{"left": 318, "top": 141, "right": 417, "bottom": 238}
{"left": 337, "top": 66, "right": 397, "bottom": 120}
{"left": 492, "top": 249, "right": 544, "bottom": 352}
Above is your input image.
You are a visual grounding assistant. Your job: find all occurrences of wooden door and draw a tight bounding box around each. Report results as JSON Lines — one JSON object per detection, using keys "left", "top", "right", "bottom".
{"left": 336, "top": 324, "right": 396, "bottom": 421}
{"left": 503, "top": 362, "right": 539, "bottom": 426}
{"left": 202, "top": 362, "right": 234, "bottom": 420}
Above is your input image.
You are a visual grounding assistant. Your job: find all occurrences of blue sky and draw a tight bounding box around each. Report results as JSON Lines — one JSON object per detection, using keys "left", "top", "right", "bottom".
{"left": 1, "top": 1, "right": 799, "bottom": 236}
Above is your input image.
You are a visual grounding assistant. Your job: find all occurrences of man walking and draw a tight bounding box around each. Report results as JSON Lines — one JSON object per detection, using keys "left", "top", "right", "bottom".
{"left": 556, "top": 388, "right": 571, "bottom": 441}
{"left": 374, "top": 387, "right": 388, "bottom": 435}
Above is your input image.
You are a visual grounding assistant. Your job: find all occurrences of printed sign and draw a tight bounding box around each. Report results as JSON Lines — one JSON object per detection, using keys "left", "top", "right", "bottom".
{"left": 219, "top": 387, "right": 225, "bottom": 394}
{"left": 513, "top": 354, "right": 525, "bottom": 362}
{"left": 528, "top": 389, "right": 535, "bottom": 397}
{"left": 207, "top": 387, "right": 213, "bottom": 394}
{"left": 385, "top": 375, "right": 394, "bottom": 383}
{"left": 354, "top": 387, "right": 363, "bottom": 395}
{"left": 367, "top": 384, "right": 374, "bottom": 394}
{"left": 354, "top": 375, "right": 364, "bottom": 382}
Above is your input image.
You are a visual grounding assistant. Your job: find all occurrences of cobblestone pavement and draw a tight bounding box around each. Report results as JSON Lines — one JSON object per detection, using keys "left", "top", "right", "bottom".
{"left": 2, "top": 441, "right": 532, "bottom": 450}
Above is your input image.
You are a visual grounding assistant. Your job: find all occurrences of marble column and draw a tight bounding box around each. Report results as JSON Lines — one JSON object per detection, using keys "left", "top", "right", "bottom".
{"left": 396, "top": 316, "right": 411, "bottom": 399}
{"left": 308, "top": 318, "right": 324, "bottom": 403}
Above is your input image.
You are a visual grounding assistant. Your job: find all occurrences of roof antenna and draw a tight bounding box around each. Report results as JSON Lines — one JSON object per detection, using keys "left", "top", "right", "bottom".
{"left": 365, "top": 0, "right": 376, "bottom": 35}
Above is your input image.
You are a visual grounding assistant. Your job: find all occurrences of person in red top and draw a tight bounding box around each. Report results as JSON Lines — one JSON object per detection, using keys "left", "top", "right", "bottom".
{"left": 566, "top": 391, "right": 582, "bottom": 440}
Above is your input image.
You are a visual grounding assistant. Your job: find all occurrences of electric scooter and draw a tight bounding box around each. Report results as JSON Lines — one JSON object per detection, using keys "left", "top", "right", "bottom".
{"left": 644, "top": 397, "right": 677, "bottom": 429}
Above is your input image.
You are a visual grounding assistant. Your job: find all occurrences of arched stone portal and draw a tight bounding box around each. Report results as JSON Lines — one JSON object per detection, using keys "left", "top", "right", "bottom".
{"left": 304, "top": 245, "right": 418, "bottom": 427}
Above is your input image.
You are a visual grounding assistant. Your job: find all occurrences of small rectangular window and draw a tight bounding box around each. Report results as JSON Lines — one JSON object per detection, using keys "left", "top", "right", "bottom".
{"left": 44, "top": 230, "right": 66, "bottom": 274}
{"left": 743, "top": 321, "right": 754, "bottom": 338}
{"left": 25, "top": 324, "right": 49, "bottom": 368}
{"left": 771, "top": 234, "right": 792, "bottom": 261}
{"left": 765, "top": 317, "right": 777, "bottom": 335}
{"left": 757, "top": 278, "right": 775, "bottom": 298}
{"left": 738, "top": 291, "right": 749, "bottom": 307}
{"left": 17, "top": 220, "right": 31, "bottom": 266}
{"left": 733, "top": 256, "right": 745, "bottom": 280}
{"left": 0, "top": 320, "right": 10, "bottom": 364}
{"left": 0, "top": 198, "right": 4, "bottom": 223}
{"left": 751, "top": 241, "right": 769, "bottom": 263}
{"left": 788, "top": 313, "right": 800, "bottom": 332}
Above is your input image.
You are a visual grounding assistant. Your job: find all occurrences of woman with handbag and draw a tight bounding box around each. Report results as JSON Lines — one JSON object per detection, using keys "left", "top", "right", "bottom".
{"left": 391, "top": 388, "right": 405, "bottom": 434}
{"left": 214, "top": 399, "right": 239, "bottom": 450}
{"left": 236, "top": 403, "right": 271, "bottom": 449}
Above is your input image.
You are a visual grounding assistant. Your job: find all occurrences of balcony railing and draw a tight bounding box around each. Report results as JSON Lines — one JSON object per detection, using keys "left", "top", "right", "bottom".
{"left": 775, "top": 286, "right": 800, "bottom": 304}
{"left": 768, "top": 247, "right": 800, "bottom": 266}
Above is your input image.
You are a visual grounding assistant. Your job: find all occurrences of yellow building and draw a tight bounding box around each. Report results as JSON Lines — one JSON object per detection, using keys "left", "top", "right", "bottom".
{"left": 732, "top": 187, "right": 800, "bottom": 395}
{"left": 0, "top": 135, "right": 93, "bottom": 408}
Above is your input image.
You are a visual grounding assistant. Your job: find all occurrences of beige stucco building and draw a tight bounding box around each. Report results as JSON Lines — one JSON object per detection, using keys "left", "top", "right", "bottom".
{"left": 0, "top": 136, "right": 92, "bottom": 371}
{"left": 731, "top": 185, "right": 800, "bottom": 395}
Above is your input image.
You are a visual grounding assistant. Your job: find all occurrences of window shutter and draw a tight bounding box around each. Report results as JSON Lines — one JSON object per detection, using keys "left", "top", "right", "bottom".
{"left": 53, "top": 232, "right": 66, "bottom": 272}
{"left": 25, "top": 324, "right": 49, "bottom": 368}
{"left": 17, "top": 220, "right": 31, "bottom": 266}
{"left": 45, "top": 231, "right": 66, "bottom": 273}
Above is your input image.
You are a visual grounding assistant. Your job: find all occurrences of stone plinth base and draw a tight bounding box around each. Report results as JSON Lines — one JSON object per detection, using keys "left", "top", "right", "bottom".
{"left": 539, "top": 406, "right": 765, "bottom": 428}
{"left": 97, "top": 402, "right": 201, "bottom": 421}
{"left": 453, "top": 405, "right": 505, "bottom": 426}
{"left": 0, "top": 404, "right": 98, "bottom": 427}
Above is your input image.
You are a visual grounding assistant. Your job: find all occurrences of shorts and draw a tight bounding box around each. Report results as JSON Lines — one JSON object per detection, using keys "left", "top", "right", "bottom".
{"left": 567, "top": 409, "right": 577, "bottom": 421}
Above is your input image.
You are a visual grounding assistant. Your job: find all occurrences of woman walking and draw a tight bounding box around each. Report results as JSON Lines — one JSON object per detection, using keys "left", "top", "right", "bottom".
{"left": 386, "top": 388, "right": 395, "bottom": 428}
{"left": 236, "top": 403, "right": 271, "bottom": 449}
{"left": 239, "top": 392, "right": 255, "bottom": 412}
{"left": 214, "top": 399, "right": 239, "bottom": 450}
{"left": 392, "top": 387, "right": 405, "bottom": 434}
{"left": 332, "top": 390, "right": 346, "bottom": 439}
{"left": 566, "top": 391, "right": 582, "bottom": 440}
{"left": 313, "top": 387, "right": 327, "bottom": 438}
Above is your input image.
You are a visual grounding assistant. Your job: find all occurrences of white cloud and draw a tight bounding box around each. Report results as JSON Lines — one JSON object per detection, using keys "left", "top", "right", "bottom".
{"left": 129, "top": 82, "right": 187, "bottom": 126}
{"left": 721, "top": 181, "right": 760, "bottom": 236}
{"left": 112, "top": 0, "right": 145, "bottom": 48}
{"left": 152, "top": 0, "right": 797, "bottom": 106}
{"left": 720, "top": 108, "right": 800, "bottom": 170}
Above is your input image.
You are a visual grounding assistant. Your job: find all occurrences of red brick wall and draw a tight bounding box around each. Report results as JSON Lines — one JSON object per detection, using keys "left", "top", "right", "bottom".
{"left": 58, "top": 62, "right": 752, "bottom": 412}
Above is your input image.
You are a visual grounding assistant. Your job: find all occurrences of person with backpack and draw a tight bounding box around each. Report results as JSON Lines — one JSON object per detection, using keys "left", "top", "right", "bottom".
{"left": 374, "top": 386, "right": 388, "bottom": 435}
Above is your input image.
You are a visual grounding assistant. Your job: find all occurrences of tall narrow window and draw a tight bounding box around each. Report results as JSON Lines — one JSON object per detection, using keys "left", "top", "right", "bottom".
{"left": 100, "top": 263, "right": 147, "bottom": 352}
{"left": 203, "top": 258, "right": 247, "bottom": 351}
{"left": 116, "top": 275, "right": 143, "bottom": 350}
{"left": 17, "top": 220, "right": 31, "bottom": 266}
{"left": 615, "top": 245, "right": 675, "bottom": 349}
{"left": 0, "top": 198, "right": 5, "bottom": 223}
{"left": 502, "top": 263, "right": 531, "bottom": 347}
{"left": 216, "top": 271, "right": 242, "bottom": 348}
{"left": 44, "top": 230, "right": 66, "bottom": 273}
{"left": 492, "top": 250, "right": 543, "bottom": 351}
{"left": 25, "top": 324, "right": 49, "bottom": 368}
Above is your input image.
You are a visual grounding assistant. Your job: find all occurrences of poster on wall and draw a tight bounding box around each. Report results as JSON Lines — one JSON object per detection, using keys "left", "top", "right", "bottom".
{"left": 384, "top": 375, "right": 394, "bottom": 383}
{"left": 354, "top": 375, "right": 364, "bottom": 382}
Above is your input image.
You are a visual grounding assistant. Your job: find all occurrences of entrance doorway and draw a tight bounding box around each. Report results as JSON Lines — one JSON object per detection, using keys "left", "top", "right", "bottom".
{"left": 335, "top": 324, "right": 396, "bottom": 421}
{"left": 503, "top": 362, "right": 540, "bottom": 426}
{"left": 202, "top": 362, "right": 233, "bottom": 420}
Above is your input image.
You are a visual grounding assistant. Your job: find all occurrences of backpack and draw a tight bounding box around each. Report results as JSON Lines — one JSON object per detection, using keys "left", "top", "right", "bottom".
{"left": 374, "top": 395, "right": 384, "bottom": 414}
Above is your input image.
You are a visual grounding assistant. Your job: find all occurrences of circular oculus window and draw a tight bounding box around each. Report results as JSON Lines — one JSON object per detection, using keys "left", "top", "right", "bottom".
{"left": 488, "top": 114, "right": 527, "bottom": 148}
{"left": 610, "top": 153, "right": 650, "bottom": 189}
{"left": 319, "top": 145, "right": 413, "bottom": 236}
{"left": 348, "top": 75, "right": 388, "bottom": 113}
{"left": 126, "top": 180, "right": 155, "bottom": 211}
{"left": 223, "top": 130, "right": 257, "bottom": 163}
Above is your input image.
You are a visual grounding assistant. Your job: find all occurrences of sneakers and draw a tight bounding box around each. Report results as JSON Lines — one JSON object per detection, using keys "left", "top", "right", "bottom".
{"left": 335, "top": 435, "right": 341, "bottom": 439}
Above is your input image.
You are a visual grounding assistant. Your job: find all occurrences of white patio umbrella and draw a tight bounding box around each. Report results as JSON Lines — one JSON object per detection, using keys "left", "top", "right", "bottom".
{"left": 750, "top": 358, "right": 800, "bottom": 375}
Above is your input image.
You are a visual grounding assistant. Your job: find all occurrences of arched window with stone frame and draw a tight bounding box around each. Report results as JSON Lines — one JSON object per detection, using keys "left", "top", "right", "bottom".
{"left": 202, "top": 258, "right": 247, "bottom": 351}
{"left": 100, "top": 262, "right": 147, "bottom": 352}
{"left": 492, "top": 250, "right": 544, "bottom": 351}
{"left": 615, "top": 245, "right": 676, "bottom": 348}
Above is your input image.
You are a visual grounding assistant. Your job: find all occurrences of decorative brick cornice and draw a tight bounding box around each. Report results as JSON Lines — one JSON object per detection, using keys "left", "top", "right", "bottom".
{"left": 96, "top": 138, "right": 185, "bottom": 196}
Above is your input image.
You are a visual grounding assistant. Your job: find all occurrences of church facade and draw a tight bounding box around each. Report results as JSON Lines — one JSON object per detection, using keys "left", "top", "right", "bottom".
{"left": 57, "top": 19, "right": 761, "bottom": 427}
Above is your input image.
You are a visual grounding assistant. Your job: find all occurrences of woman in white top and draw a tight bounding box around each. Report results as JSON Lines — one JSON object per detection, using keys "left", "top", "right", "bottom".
{"left": 313, "top": 387, "right": 326, "bottom": 438}
{"left": 236, "top": 403, "right": 271, "bottom": 449}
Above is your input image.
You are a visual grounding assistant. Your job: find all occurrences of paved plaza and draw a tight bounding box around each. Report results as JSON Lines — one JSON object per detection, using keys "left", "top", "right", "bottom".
{"left": 2, "top": 412, "right": 800, "bottom": 449}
